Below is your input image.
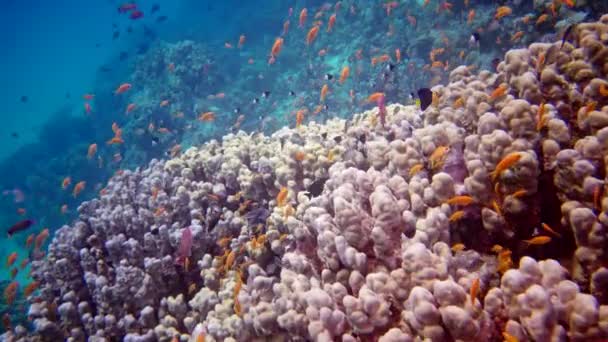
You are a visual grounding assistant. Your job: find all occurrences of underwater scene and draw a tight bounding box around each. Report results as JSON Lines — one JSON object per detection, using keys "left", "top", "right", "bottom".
{"left": 2, "top": 0, "right": 608, "bottom": 340}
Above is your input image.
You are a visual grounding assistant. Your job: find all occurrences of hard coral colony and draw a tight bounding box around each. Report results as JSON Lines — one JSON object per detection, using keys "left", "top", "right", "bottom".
{"left": 3, "top": 3, "right": 608, "bottom": 342}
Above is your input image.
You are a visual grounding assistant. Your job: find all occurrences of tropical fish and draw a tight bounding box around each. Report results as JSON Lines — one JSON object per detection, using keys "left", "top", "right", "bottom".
{"left": 523, "top": 235, "right": 552, "bottom": 245}
{"left": 73, "top": 181, "right": 86, "bottom": 198}
{"left": 7, "top": 219, "right": 35, "bottom": 237}
{"left": 470, "top": 278, "right": 480, "bottom": 305}
{"left": 277, "top": 187, "right": 288, "bottom": 207}
{"left": 87, "top": 143, "right": 97, "bottom": 159}
{"left": 491, "top": 152, "right": 522, "bottom": 181}
{"left": 125, "top": 103, "right": 136, "bottom": 114}
{"left": 299, "top": 8, "right": 308, "bottom": 27}
{"left": 238, "top": 35, "right": 246, "bottom": 48}
{"left": 130, "top": 10, "right": 144, "bottom": 20}
{"left": 306, "top": 25, "right": 320, "bottom": 45}
{"left": 114, "top": 83, "right": 132, "bottom": 94}
{"left": 417, "top": 88, "right": 434, "bottom": 111}
{"left": 445, "top": 195, "right": 475, "bottom": 206}
{"left": 327, "top": 14, "right": 336, "bottom": 32}
{"left": 494, "top": 6, "right": 512, "bottom": 20}
{"left": 449, "top": 210, "right": 465, "bottom": 222}
{"left": 320, "top": 84, "right": 329, "bottom": 102}
{"left": 6, "top": 252, "right": 17, "bottom": 268}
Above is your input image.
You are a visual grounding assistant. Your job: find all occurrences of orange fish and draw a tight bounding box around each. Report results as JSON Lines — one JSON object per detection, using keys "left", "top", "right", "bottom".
{"left": 4, "top": 281, "right": 18, "bottom": 306}
{"left": 299, "top": 8, "right": 308, "bottom": 27}
{"left": 599, "top": 84, "right": 608, "bottom": 97}
{"left": 17, "top": 208, "right": 26, "bottom": 216}
{"left": 339, "top": 66, "right": 350, "bottom": 84}
{"left": 277, "top": 187, "right": 288, "bottom": 207}
{"left": 467, "top": 9, "right": 475, "bottom": 24}
{"left": 19, "top": 258, "right": 28, "bottom": 269}
{"left": 25, "top": 234, "right": 34, "bottom": 248}
{"left": 367, "top": 92, "right": 385, "bottom": 103}
{"left": 60, "top": 204, "right": 68, "bottom": 215}
{"left": 490, "top": 84, "right": 508, "bottom": 101}
{"left": 73, "top": 181, "right": 86, "bottom": 198}
{"left": 125, "top": 103, "right": 136, "bottom": 114}
{"left": 327, "top": 13, "right": 336, "bottom": 32}
{"left": 87, "top": 143, "right": 97, "bottom": 159}
{"left": 160, "top": 100, "right": 169, "bottom": 107}
{"left": 84, "top": 102, "right": 92, "bottom": 114}
{"left": 320, "top": 84, "right": 329, "bottom": 102}
{"left": 470, "top": 278, "right": 480, "bottom": 305}
{"left": 446, "top": 195, "right": 475, "bottom": 206}
{"left": 23, "top": 281, "right": 39, "bottom": 297}
{"left": 35, "top": 228, "right": 50, "bottom": 250}
{"left": 541, "top": 223, "right": 562, "bottom": 238}
{"left": 395, "top": 48, "right": 401, "bottom": 62}
{"left": 511, "top": 31, "right": 524, "bottom": 42}
{"left": 114, "top": 83, "right": 132, "bottom": 94}
{"left": 283, "top": 20, "right": 290, "bottom": 35}
{"left": 198, "top": 112, "right": 215, "bottom": 122}
{"left": 83, "top": 94, "right": 95, "bottom": 100}
{"left": 491, "top": 152, "right": 522, "bottom": 181}
{"left": 494, "top": 6, "right": 512, "bottom": 20}
{"left": 6, "top": 252, "right": 17, "bottom": 268}
{"left": 62, "top": 176, "right": 71, "bottom": 190}
{"left": 270, "top": 37, "right": 284, "bottom": 57}
{"left": 296, "top": 109, "right": 307, "bottom": 127}
{"left": 524, "top": 235, "right": 552, "bottom": 245}
{"left": 536, "top": 14, "right": 549, "bottom": 26}
{"left": 449, "top": 210, "right": 465, "bottom": 222}
{"left": 306, "top": 25, "right": 320, "bottom": 45}
{"left": 564, "top": 0, "right": 575, "bottom": 7}
{"left": 238, "top": 34, "right": 246, "bottom": 48}
{"left": 224, "top": 42, "right": 233, "bottom": 49}
{"left": 10, "top": 268, "right": 17, "bottom": 279}
{"left": 167, "top": 63, "right": 175, "bottom": 72}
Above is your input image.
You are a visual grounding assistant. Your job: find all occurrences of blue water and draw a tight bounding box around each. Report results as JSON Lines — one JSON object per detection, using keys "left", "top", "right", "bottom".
{"left": 0, "top": 0, "right": 603, "bottom": 330}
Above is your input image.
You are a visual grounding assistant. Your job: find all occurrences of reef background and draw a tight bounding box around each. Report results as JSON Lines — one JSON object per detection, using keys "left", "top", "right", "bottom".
{"left": 1, "top": 0, "right": 607, "bottom": 336}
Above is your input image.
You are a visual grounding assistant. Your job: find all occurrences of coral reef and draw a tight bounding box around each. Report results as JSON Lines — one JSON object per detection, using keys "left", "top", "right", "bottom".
{"left": 5, "top": 12, "right": 608, "bottom": 342}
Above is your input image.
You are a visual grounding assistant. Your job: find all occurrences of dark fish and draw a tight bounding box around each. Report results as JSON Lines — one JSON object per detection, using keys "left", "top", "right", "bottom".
{"left": 100, "top": 66, "right": 111, "bottom": 72}
{"left": 20, "top": 95, "right": 28, "bottom": 103}
{"left": 323, "top": 104, "right": 329, "bottom": 110}
{"left": 127, "top": 26, "right": 133, "bottom": 33}
{"left": 65, "top": 92, "right": 71, "bottom": 99}
{"left": 289, "top": 90, "right": 296, "bottom": 96}
{"left": 151, "top": 136, "right": 159, "bottom": 145}
{"left": 417, "top": 88, "right": 433, "bottom": 111}
{"left": 386, "top": 63, "right": 395, "bottom": 71}
{"left": 333, "top": 135, "right": 342, "bottom": 143}
{"left": 470, "top": 32, "right": 480, "bottom": 44}
{"left": 253, "top": 98, "right": 260, "bottom": 104}
{"left": 112, "top": 31, "right": 120, "bottom": 40}
{"left": 234, "top": 107, "right": 240, "bottom": 114}
{"left": 151, "top": 4, "right": 160, "bottom": 13}
{"left": 156, "top": 16, "right": 168, "bottom": 23}
{"left": 7, "top": 219, "right": 35, "bottom": 237}
{"left": 130, "top": 10, "right": 144, "bottom": 20}
{"left": 321, "top": 132, "right": 328, "bottom": 139}
{"left": 95, "top": 43, "right": 101, "bottom": 48}
{"left": 386, "top": 131, "right": 395, "bottom": 141}
{"left": 143, "top": 25, "right": 156, "bottom": 38}
{"left": 561, "top": 24, "right": 575, "bottom": 49}
{"left": 306, "top": 178, "right": 328, "bottom": 197}
{"left": 262, "top": 91, "right": 270, "bottom": 98}
{"left": 358, "top": 134, "right": 366, "bottom": 144}
{"left": 491, "top": 58, "right": 501, "bottom": 71}
{"left": 325, "top": 73, "right": 333, "bottom": 80}
{"left": 119, "top": 51, "right": 129, "bottom": 61}
{"left": 10, "top": 132, "right": 18, "bottom": 138}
